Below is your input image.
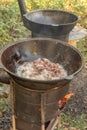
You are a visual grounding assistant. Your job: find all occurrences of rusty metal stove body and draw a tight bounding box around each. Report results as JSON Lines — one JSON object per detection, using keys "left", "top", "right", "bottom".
{"left": 10, "top": 80, "right": 70, "bottom": 130}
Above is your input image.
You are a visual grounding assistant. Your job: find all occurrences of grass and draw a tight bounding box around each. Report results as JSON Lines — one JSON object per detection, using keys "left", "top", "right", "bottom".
{"left": 0, "top": 0, "right": 29, "bottom": 49}
{"left": 60, "top": 113, "right": 87, "bottom": 130}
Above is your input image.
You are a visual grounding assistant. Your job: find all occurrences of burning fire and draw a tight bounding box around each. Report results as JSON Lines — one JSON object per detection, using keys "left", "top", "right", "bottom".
{"left": 58, "top": 92, "right": 73, "bottom": 109}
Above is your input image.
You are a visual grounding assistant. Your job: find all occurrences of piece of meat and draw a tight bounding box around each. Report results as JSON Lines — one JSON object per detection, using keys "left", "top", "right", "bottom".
{"left": 16, "top": 58, "right": 67, "bottom": 80}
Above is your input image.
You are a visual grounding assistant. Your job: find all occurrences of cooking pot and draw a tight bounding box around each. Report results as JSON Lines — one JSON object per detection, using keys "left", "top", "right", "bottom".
{"left": 17, "top": 0, "right": 78, "bottom": 42}
{"left": 0, "top": 38, "right": 83, "bottom": 90}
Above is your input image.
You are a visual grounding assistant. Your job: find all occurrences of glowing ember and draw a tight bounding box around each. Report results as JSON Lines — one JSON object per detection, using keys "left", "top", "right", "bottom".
{"left": 64, "top": 93, "right": 73, "bottom": 99}
{"left": 58, "top": 92, "right": 73, "bottom": 109}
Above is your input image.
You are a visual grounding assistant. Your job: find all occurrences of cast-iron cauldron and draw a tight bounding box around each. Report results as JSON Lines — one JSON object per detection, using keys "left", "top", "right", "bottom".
{"left": 0, "top": 38, "right": 83, "bottom": 91}
{"left": 17, "top": 0, "right": 78, "bottom": 42}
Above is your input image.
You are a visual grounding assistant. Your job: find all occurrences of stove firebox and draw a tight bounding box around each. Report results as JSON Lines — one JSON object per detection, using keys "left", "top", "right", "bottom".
{"left": 11, "top": 80, "right": 70, "bottom": 130}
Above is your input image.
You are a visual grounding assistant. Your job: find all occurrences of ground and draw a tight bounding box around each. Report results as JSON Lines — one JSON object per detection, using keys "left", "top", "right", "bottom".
{"left": 63, "top": 67, "right": 87, "bottom": 117}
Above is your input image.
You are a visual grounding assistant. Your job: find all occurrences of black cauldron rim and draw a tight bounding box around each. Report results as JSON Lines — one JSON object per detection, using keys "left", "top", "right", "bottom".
{"left": 24, "top": 9, "right": 79, "bottom": 26}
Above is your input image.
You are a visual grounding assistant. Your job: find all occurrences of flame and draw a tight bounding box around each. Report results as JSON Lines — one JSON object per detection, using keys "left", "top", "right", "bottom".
{"left": 64, "top": 92, "right": 73, "bottom": 100}
{"left": 58, "top": 92, "right": 73, "bottom": 109}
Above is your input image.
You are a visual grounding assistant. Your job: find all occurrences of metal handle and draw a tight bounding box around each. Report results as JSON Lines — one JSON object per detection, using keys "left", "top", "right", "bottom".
{"left": 17, "top": 0, "right": 27, "bottom": 18}
{"left": 0, "top": 68, "right": 10, "bottom": 84}
{"left": 65, "top": 75, "right": 73, "bottom": 81}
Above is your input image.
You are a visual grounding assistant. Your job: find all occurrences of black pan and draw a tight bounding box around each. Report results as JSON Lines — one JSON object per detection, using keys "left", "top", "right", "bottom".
{"left": 0, "top": 38, "right": 83, "bottom": 90}
{"left": 23, "top": 9, "right": 78, "bottom": 35}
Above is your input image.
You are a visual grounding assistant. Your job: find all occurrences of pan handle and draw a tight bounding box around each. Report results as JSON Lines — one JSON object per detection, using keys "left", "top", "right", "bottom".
{"left": 0, "top": 68, "right": 10, "bottom": 84}
{"left": 17, "top": 0, "right": 27, "bottom": 18}
{"left": 65, "top": 75, "right": 73, "bottom": 81}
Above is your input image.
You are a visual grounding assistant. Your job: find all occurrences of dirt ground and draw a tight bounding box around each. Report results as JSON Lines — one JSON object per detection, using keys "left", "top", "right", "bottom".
{"left": 63, "top": 67, "right": 87, "bottom": 118}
